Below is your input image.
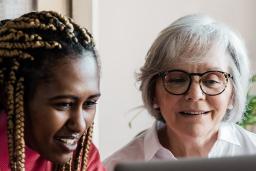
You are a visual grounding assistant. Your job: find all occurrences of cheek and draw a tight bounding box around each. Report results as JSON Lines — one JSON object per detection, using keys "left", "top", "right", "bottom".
{"left": 28, "top": 106, "right": 65, "bottom": 134}
{"left": 85, "top": 110, "right": 96, "bottom": 128}
{"left": 155, "top": 81, "right": 170, "bottom": 106}
{"left": 210, "top": 92, "right": 232, "bottom": 112}
{"left": 157, "top": 95, "right": 181, "bottom": 118}
{"left": 31, "top": 114, "right": 60, "bottom": 136}
{"left": 155, "top": 83, "right": 180, "bottom": 114}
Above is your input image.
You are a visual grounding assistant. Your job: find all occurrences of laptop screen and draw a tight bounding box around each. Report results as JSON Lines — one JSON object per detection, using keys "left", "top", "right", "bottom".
{"left": 114, "top": 155, "right": 256, "bottom": 171}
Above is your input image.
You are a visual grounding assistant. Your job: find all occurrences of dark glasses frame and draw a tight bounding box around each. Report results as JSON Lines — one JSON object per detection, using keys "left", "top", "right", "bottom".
{"left": 158, "top": 69, "right": 233, "bottom": 96}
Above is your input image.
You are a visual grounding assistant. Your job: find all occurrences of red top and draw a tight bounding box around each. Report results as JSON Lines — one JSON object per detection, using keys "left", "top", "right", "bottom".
{"left": 0, "top": 112, "right": 105, "bottom": 171}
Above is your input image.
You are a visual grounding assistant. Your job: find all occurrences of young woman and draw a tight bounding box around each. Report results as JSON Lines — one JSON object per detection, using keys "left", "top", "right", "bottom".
{"left": 0, "top": 11, "right": 105, "bottom": 171}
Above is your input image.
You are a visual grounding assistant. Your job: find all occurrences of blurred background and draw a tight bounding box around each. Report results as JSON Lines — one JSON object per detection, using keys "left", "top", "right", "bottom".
{"left": 1, "top": 0, "right": 255, "bottom": 160}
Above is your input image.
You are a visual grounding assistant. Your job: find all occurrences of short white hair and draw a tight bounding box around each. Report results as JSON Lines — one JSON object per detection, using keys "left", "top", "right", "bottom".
{"left": 138, "top": 14, "right": 251, "bottom": 123}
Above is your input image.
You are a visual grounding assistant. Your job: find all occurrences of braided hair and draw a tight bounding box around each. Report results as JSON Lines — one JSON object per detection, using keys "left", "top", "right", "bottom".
{"left": 0, "top": 11, "right": 99, "bottom": 171}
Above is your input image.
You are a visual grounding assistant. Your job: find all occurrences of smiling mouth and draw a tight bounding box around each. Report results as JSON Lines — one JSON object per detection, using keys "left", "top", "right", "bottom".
{"left": 57, "top": 138, "right": 77, "bottom": 145}
{"left": 55, "top": 136, "right": 80, "bottom": 152}
{"left": 179, "top": 111, "right": 210, "bottom": 116}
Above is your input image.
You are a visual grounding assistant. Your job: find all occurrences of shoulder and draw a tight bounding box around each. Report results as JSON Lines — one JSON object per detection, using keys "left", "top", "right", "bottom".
{"left": 210, "top": 123, "right": 256, "bottom": 157}
{"left": 232, "top": 124, "right": 256, "bottom": 143}
{"left": 221, "top": 123, "right": 256, "bottom": 147}
{"left": 87, "top": 143, "right": 106, "bottom": 171}
{"left": 103, "top": 132, "right": 146, "bottom": 171}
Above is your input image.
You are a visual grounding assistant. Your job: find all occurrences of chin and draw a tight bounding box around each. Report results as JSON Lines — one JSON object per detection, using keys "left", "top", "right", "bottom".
{"left": 56, "top": 154, "right": 73, "bottom": 164}
{"left": 44, "top": 153, "right": 73, "bottom": 164}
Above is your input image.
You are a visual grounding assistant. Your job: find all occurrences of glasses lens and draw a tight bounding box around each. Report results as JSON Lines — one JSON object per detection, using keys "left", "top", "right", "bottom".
{"left": 163, "top": 71, "right": 190, "bottom": 94}
{"left": 200, "top": 71, "right": 228, "bottom": 95}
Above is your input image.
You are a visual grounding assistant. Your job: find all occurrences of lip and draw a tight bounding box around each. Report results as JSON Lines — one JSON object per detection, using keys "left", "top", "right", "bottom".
{"left": 54, "top": 135, "right": 80, "bottom": 153}
{"left": 179, "top": 110, "right": 211, "bottom": 116}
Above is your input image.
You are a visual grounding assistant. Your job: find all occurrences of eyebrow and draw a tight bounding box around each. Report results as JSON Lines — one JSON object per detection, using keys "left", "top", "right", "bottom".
{"left": 49, "top": 93, "right": 101, "bottom": 101}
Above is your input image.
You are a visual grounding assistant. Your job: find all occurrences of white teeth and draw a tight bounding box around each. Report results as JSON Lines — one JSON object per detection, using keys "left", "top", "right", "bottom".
{"left": 183, "top": 111, "right": 206, "bottom": 115}
{"left": 59, "top": 138, "right": 75, "bottom": 145}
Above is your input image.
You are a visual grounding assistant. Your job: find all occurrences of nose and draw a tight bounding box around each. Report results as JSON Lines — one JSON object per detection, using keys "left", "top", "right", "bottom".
{"left": 67, "top": 109, "right": 87, "bottom": 133}
{"left": 185, "top": 79, "right": 205, "bottom": 101}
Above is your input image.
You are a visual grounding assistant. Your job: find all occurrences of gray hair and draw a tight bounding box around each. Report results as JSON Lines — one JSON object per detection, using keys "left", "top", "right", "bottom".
{"left": 137, "top": 14, "right": 250, "bottom": 123}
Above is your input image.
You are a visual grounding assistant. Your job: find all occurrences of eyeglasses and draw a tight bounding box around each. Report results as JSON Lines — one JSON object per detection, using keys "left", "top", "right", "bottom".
{"left": 158, "top": 69, "right": 233, "bottom": 96}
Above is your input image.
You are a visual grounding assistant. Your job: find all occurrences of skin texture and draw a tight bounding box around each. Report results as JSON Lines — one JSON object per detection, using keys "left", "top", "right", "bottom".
{"left": 155, "top": 47, "right": 233, "bottom": 157}
{"left": 25, "top": 53, "right": 100, "bottom": 163}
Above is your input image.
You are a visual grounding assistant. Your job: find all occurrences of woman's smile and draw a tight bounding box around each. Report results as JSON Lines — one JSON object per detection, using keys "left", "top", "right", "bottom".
{"left": 54, "top": 135, "right": 80, "bottom": 153}
{"left": 179, "top": 110, "right": 211, "bottom": 116}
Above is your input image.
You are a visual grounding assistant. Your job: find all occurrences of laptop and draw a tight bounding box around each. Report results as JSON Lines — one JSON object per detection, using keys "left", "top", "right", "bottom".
{"left": 114, "top": 155, "right": 256, "bottom": 171}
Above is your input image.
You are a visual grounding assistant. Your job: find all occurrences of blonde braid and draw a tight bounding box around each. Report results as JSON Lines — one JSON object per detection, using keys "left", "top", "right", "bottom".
{"left": 44, "top": 11, "right": 74, "bottom": 33}
{"left": 1, "top": 19, "right": 57, "bottom": 32}
{"left": 6, "top": 72, "right": 15, "bottom": 170}
{"left": 71, "top": 21, "right": 93, "bottom": 45}
{"left": 65, "top": 159, "right": 72, "bottom": 171}
{"left": 0, "top": 29, "right": 42, "bottom": 42}
{"left": 38, "top": 11, "right": 78, "bottom": 43}
{"left": 73, "top": 134, "right": 86, "bottom": 171}
{"left": 14, "top": 77, "right": 25, "bottom": 171}
{"left": 0, "top": 14, "right": 63, "bottom": 171}
{"left": 81, "top": 125, "right": 94, "bottom": 171}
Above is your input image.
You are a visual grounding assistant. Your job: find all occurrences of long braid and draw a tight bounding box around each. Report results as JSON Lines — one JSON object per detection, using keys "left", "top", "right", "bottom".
{"left": 6, "top": 71, "right": 15, "bottom": 170}
{"left": 81, "top": 125, "right": 94, "bottom": 171}
{"left": 0, "top": 11, "right": 96, "bottom": 171}
{"left": 14, "top": 77, "right": 25, "bottom": 171}
{"left": 1, "top": 15, "right": 61, "bottom": 171}
{"left": 73, "top": 133, "right": 86, "bottom": 170}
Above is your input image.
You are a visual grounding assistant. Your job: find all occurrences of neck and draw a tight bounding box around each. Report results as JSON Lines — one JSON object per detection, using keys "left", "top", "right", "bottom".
{"left": 158, "top": 125, "right": 218, "bottom": 157}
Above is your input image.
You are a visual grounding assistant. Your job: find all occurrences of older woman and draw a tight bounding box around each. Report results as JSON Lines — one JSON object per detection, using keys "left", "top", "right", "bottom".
{"left": 104, "top": 14, "right": 256, "bottom": 171}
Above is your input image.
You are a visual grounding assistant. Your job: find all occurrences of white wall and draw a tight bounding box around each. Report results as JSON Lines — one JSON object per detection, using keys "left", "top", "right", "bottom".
{"left": 94, "top": 0, "right": 256, "bottom": 159}
{"left": 37, "top": 0, "right": 70, "bottom": 16}
{"left": 0, "top": 0, "right": 35, "bottom": 20}
{"left": 73, "top": 0, "right": 92, "bottom": 32}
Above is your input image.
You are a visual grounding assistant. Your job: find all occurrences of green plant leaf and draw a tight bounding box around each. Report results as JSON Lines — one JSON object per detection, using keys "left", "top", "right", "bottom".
{"left": 239, "top": 74, "right": 256, "bottom": 128}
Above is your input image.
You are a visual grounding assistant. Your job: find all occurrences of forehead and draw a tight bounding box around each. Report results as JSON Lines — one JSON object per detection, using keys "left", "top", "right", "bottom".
{"left": 38, "top": 55, "right": 100, "bottom": 96}
{"left": 167, "top": 46, "right": 231, "bottom": 72}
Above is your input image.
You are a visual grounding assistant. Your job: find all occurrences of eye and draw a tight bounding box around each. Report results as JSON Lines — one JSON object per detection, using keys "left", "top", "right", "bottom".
{"left": 53, "top": 102, "right": 74, "bottom": 111}
{"left": 167, "top": 78, "right": 187, "bottom": 83}
{"left": 202, "top": 73, "right": 223, "bottom": 87}
{"left": 165, "top": 72, "right": 189, "bottom": 85}
{"left": 203, "top": 79, "right": 220, "bottom": 85}
{"left": 83, "top": 100, "right": 98, "bottom": 109}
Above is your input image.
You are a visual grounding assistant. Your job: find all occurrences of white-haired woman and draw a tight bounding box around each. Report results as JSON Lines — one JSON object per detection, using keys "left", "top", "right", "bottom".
{"left": 104, "top": 14, "right": 256, "bottom": 171}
